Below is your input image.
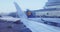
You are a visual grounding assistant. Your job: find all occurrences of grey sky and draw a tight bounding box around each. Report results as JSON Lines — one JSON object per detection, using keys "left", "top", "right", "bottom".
{"left": 0, "top": 0, "right": 47, "bottom": 13}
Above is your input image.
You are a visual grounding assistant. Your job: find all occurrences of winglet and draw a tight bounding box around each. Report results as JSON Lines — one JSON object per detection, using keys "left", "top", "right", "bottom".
{"left": 14, "top": 2, "right": 27, "bottom": 19}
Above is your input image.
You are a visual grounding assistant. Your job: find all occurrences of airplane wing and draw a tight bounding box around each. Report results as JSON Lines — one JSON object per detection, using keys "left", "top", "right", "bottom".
{"left": 14, "top": 2, "right": 60, "bottom": 32}
{"left": 22, "top": 19, "right": 60, "bottom": 32}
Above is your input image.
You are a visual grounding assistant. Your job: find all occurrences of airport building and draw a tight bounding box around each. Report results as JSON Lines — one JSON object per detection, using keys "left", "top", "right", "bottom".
{"left": 26, "top": 0, "right": 60, "bottom": 18}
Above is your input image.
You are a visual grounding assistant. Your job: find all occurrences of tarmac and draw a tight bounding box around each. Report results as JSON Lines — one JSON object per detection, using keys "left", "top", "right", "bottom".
{"left": 0, "top": 19, "right": 32, "bottom": 32}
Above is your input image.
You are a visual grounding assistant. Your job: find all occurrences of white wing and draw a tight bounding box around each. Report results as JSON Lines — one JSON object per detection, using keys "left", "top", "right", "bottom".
{"left": 14, "top": 2, "right": 60, "bottom": 32}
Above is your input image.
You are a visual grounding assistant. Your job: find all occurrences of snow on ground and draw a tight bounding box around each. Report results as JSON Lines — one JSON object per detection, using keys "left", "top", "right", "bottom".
{"left": 29, "top": 18, "right": 60, "bottom": 23}
{"left": 42, "top": 18, "right": 60, "bottom": 23}
{"left": 0, "top": 17, "right": 20, "bottom": 21}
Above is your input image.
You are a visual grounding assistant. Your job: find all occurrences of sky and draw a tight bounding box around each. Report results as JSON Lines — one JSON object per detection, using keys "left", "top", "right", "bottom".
{"left": 0, "top": 0, "right": 47, "bottom": 13}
